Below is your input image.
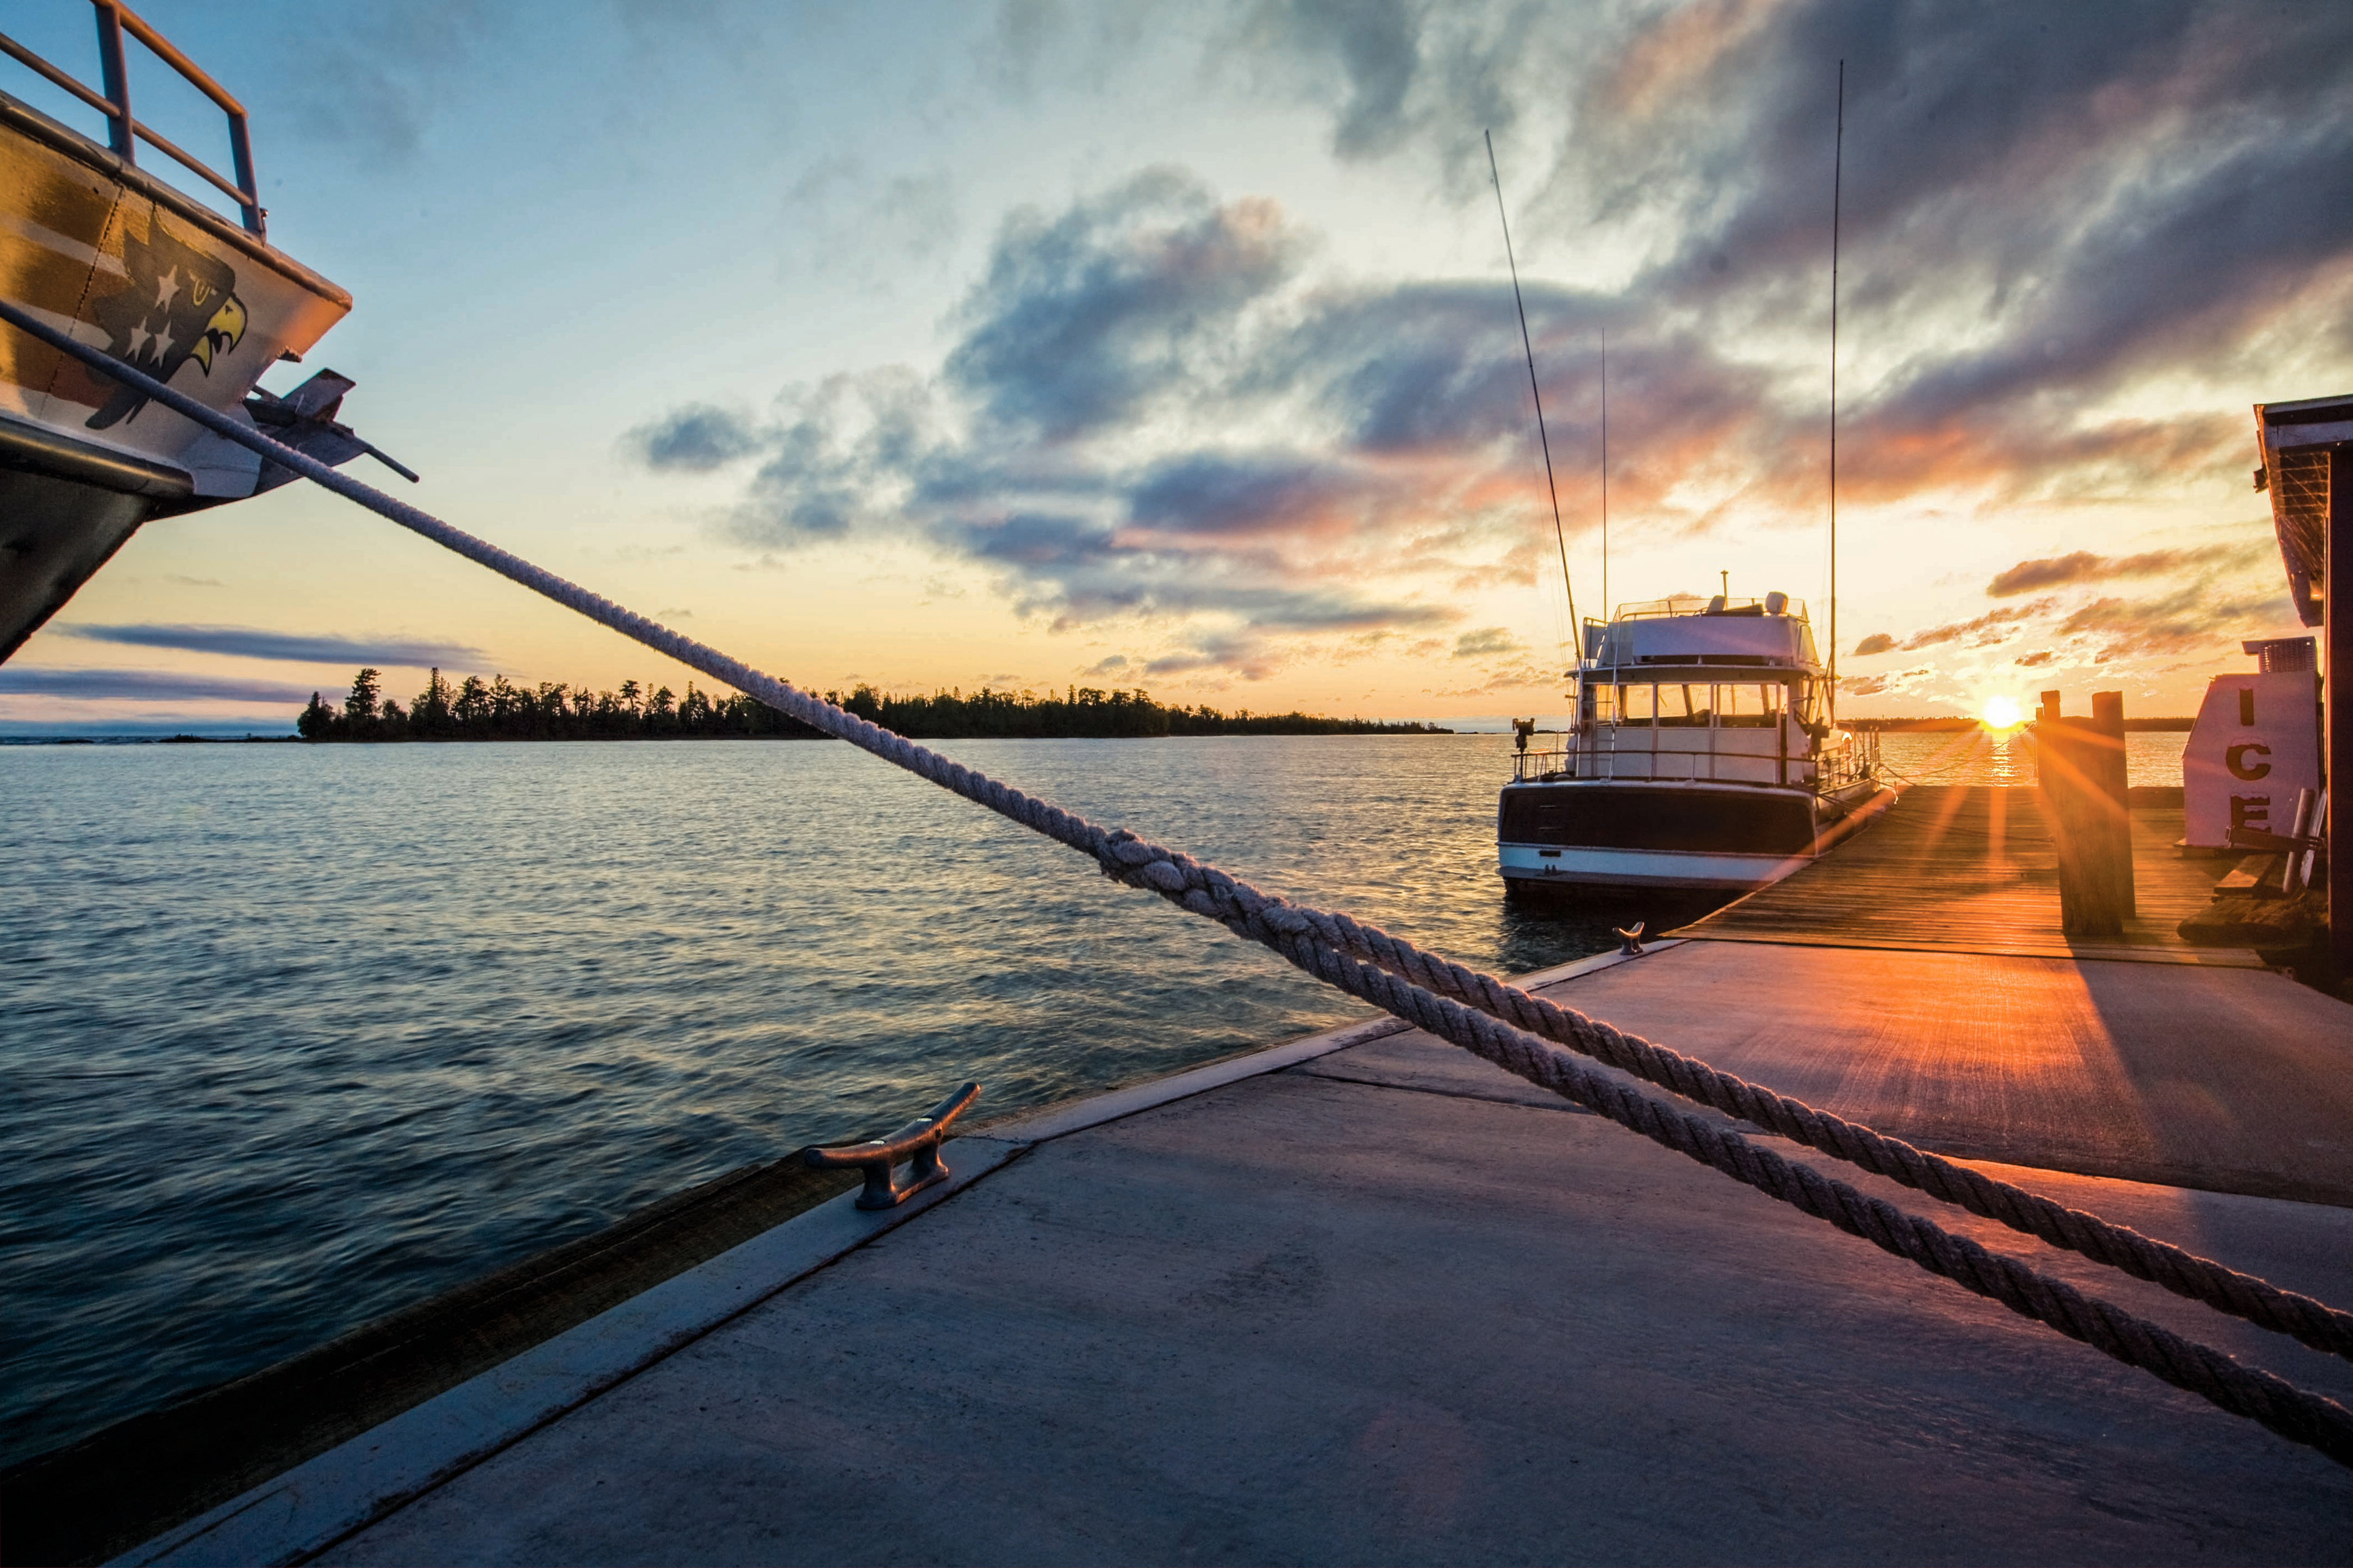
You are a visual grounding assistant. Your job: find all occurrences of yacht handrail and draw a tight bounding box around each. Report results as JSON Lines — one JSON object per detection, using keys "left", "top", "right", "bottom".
{"left": 0, "top": 0, "right": 265, "bottom": 234}
{"left": 1596, "top": 594, "right": 1810, "bottom": 624}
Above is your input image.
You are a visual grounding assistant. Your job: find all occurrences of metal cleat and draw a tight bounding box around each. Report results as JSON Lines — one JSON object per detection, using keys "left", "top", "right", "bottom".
{"left": 805, "top": 1082, "right": 981, "bottom": 1209}
{"left": 1615, "top": 921, "right": 1646, "bottom": 956}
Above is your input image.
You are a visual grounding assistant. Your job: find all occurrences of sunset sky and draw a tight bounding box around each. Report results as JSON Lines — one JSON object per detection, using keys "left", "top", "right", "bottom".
{"left": 3, "top": 0, "right": 2348, "bottom": 733}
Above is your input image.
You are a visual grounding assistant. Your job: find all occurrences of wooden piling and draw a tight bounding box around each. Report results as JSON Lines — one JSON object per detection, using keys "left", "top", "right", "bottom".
{"left": 2038, "top": 691, "right": 2135, "bottom": 937}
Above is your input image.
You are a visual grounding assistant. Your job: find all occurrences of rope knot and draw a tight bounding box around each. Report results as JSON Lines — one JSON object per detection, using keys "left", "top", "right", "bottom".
{"left": 1135, "top": 860, "right": 1188, "bottom": 894}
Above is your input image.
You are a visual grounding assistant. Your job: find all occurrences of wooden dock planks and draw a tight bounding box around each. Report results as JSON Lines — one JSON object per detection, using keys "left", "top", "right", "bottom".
{"left": 1677, "top": 784, "right": 2254, "bottom": 964}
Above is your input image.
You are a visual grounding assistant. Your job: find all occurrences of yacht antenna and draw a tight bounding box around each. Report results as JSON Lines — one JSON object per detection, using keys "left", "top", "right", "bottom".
{"left": 1600, "top": 330, "right": 1609, "bottom": 624}
{"left": 1485, "top": 129, "right": 1578, "bottom": 643}
{"left": 1828, "top": 59, "right": 1845, "bottom": 723}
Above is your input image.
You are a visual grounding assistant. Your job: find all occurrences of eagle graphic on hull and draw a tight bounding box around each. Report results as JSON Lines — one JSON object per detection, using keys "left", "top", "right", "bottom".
{"left": 84, "top": 220, "right": 247, "bottom": 429}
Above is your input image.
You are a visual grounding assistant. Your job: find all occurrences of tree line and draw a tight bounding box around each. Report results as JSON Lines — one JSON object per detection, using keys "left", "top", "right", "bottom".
{"left": 296, "top": 669, "right": 1451, "bottom": 741}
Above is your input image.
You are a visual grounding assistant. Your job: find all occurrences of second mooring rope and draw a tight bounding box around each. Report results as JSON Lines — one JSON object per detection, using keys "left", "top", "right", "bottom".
{"left": 10, "top": 296, "right": 2350, "bottom": 1469}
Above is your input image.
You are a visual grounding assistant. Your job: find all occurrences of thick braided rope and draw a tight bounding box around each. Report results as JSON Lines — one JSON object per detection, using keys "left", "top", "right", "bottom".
{"left": 13, "top": 298, "right": 2350, "bottom": 1469}
{"left": 1298, "top": 907, "right": 2353, "bottom": 1364}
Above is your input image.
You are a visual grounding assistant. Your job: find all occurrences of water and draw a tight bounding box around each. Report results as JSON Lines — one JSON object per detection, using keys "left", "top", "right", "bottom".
{"left": 0, "top": 728, "right": 2189, "bottom": 1468}
{"left": 1, "top": 734, "right": 1606, "bottom": 1466}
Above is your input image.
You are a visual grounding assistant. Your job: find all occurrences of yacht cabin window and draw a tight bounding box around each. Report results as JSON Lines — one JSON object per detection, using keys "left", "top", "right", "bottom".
{"left": 1582, "top": 682, "right": 1788, "bottom": 729}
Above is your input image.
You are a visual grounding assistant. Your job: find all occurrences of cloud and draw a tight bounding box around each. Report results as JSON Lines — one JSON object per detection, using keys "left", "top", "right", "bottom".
{"left": 1895, "top": 602, "right": 2051, "bottom": 651}
{"left": 55, "top": 624, "right": 483, "bottom": 667}
{"left": 628, "top": 0, "right": 2353, "bottom": 688}
{"left": 942, "top": 167, "right": 1306, "bottom": 441}
{"left": 0, "top": 669, "right": 317, "bottom": 703}
{"left": 1987, "top": 543, "right": 2271, "bottom": 597}
{"left": 640, "top": 171, "right": 1786, "bottom": 679}
{"left": 1987, "top": 552, "right": 2108, "bottom": 598}
{"left": 2014, "top": 651, "right": 2057, "bottom": 668}
{"left": 626, "top": 406, "right": 763, "bottom": 472}
{"left": 2053, "top": 590, "right": 2227, "bottom": 660}
{"left": 1851, "top": 632, "right": 1895, "bottom": 656}
{"left": 1839, "top": 665, "right": 1934, "bottom": 698}
{"left": 1231, "top": 0, "right": 2353, "bottom": 508}
{"left": 1451, "top": 626, "right": 1523, "bottom": 659}
{"left": 631, "top": 170, "right": 1553, "bottom": 678}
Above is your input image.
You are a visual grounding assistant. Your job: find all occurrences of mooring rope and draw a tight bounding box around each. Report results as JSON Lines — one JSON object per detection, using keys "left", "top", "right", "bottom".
{"left": 10, "top": 297, "right": 2351, "bottom": 1468}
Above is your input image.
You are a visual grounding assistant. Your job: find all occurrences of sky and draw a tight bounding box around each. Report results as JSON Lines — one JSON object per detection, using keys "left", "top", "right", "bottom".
{"left": 3, "top": 0, "right": 2349, "bottom": 734}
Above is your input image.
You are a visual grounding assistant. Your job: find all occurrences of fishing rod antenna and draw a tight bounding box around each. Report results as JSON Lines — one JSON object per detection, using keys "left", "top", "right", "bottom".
{"left": 1485, "top": 129, "right": 1578, "bottom": 649}
{"left": 1828, "top": 59, "right": 1845, "bottom": 724}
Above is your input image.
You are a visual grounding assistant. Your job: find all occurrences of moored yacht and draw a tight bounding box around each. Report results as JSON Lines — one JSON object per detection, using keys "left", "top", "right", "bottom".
{"left": 1499, "top": 591, "right": 1883, "bottom": 893}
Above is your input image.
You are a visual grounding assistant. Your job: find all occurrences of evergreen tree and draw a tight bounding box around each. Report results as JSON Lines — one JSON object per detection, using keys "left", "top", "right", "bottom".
{"left": 297, "top": 692, "right": 337, "bottom": 739}
{"left": 344, "top": 667, "right": 381, "bottom": 726}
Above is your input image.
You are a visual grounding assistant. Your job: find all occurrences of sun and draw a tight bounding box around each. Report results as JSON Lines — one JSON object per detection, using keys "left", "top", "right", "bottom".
{"left": 1981, "top": 694, "right": 2025, "bottom": 730}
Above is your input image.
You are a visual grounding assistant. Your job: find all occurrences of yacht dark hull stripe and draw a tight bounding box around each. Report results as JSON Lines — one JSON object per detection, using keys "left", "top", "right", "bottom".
{"left": 1498, "top": 783, "right": 1817, "bottom": 855}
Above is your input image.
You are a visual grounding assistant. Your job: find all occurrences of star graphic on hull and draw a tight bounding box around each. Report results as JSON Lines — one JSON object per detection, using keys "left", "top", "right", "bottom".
{"left": 84, "top": 222, "right": 247, "bottom": 430}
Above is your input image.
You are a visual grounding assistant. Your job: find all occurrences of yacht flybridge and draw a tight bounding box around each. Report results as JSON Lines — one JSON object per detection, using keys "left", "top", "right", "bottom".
{"left": 1498, "top": 592, "right": 1883, "bottom": 894}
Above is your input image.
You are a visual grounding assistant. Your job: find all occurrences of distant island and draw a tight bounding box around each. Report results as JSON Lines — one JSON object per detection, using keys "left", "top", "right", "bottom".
{"left": 296, "top": 669, "right": 1452, "bottom": 742}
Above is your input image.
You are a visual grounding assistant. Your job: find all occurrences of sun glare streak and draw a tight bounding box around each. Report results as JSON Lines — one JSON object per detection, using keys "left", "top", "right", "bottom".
{"left": 1981, "top": 695, "right": 2024, "bottom": 730}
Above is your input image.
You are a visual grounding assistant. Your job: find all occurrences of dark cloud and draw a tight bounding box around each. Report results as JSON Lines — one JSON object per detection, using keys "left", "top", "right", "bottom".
{"left": 1234, "top": 0, "right": 1518, "bottom": 174}
{"left": 634, "top": 0, "right": 2353, "bottom": 686}
{"left": 55, "top": 624, "right": 483, "bottom": 667}
{"left": 1239, "top": 0, "right": 2353, "bottom": 505}
{"left": 627, "top": 406, "right": 763, "bottom": 472}
{"left": 943, "top": 168, "right": 1304, "bottom": 441}
{"left": 2014, "top": 651, "right": 2057, "bottom": 668}
{"left": 638, "top": 174, "right": 1519, "bottom": 675}
{"left": 1987, "top": 552, "right": 2107, "bottom": 598}
{"left": 1851, "top": 632, "right": 1895, "bottom": 656}
{"left": 1986, "top": 542, "right": 2270, "bottom": 597}
{"left": 630, "top": 166, "right": 1877, "bottom": 678}
{"left": 0, "top": 669, "right": 316, "bottom": 703}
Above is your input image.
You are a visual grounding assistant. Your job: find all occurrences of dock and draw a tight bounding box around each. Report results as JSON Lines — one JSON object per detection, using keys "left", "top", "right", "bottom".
{"left": 84, "top": 787, "right": 2353, "bottom": 1563}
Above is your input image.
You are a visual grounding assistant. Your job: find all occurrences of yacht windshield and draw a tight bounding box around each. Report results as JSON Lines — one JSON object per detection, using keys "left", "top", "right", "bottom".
{"left": 1584, "top": 682, "right": 1786, "bottom": 729}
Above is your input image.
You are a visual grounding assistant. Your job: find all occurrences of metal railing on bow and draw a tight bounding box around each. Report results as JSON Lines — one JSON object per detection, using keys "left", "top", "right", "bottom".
{"left": 0, "top": 0, "right": 265, "bottom": 236}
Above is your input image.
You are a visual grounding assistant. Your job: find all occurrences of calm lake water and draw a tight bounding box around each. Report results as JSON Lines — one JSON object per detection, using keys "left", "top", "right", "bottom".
{"left": 0, "top": 728, "right": 2185, "bottom": 1466}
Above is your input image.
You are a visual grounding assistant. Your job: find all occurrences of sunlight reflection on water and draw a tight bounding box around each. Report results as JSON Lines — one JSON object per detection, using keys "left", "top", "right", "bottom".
{"left": 1874, "top": 728, "right": 2184, "bottom": 790}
